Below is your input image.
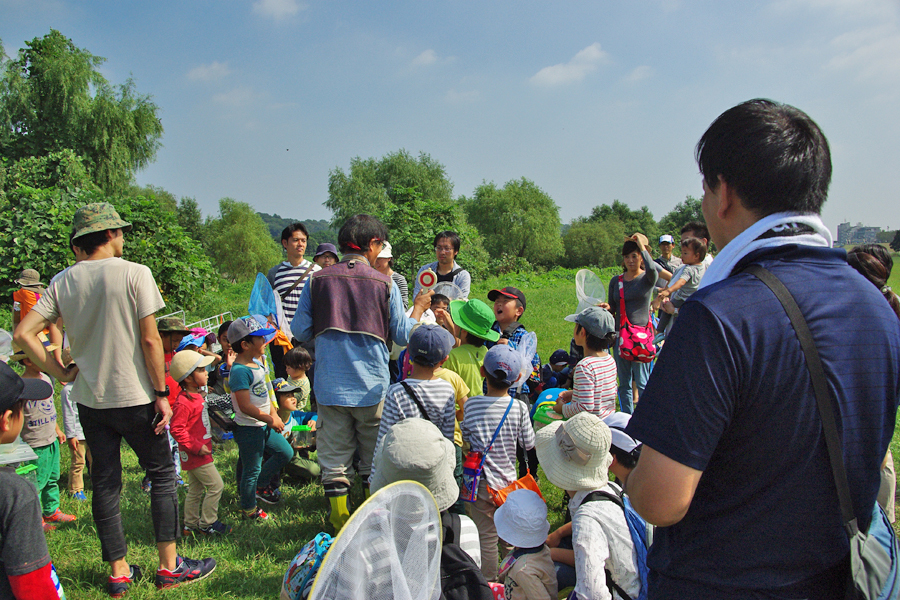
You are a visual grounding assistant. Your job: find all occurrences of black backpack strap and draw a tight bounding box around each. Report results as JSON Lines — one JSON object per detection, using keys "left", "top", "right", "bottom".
{"left": 441, "top": 511, "right": 461, "bottom": 545}
{"left": 399, "top": 381, "right": 431, "bottom": 424}
{"left": 500, "top": 321, "right": 522, "bottom": 340}
{"left": 579, "top": 489, "right": 624, "bottom": 510}
{"left": 605, "top": 568, "right": 635, "bottom": 600}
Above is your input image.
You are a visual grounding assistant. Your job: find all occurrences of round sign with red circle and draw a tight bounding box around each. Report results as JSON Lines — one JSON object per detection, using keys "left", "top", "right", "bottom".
{"left": 418, "top": 269, "right": 437, "bottom": 290}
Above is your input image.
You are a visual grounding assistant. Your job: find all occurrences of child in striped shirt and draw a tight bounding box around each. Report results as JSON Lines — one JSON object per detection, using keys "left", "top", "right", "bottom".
{"left": 375, "top": 324, "right": 457, "bottom": 452}
{"left": 461, "top": 344, "right": 536, "bottom": 582}
{"left": 554, "top": 306, "right": 618, "bottom": 419}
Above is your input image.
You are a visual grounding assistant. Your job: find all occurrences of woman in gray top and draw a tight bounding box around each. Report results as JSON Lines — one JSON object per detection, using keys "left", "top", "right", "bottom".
{"left": 605, "top": 233, "right": 661, "bottom": 413}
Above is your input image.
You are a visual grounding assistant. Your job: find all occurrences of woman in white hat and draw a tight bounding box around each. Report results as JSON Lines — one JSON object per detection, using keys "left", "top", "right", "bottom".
{"left": 535, "top": 412, "right": 641, "bottom": 600}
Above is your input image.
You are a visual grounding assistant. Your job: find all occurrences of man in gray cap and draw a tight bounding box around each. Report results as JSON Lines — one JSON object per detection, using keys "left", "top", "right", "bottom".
{"left": 15, "top": 202, "right": 215, "bottom": 595}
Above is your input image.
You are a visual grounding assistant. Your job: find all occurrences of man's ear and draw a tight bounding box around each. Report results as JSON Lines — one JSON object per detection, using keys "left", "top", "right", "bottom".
{"left": 281, "top": 238, "right": 289, "bottom": 251}
{"left": 715, "top": 175, "right": 739, "bottom": 220}
{"left": 0, "top": 409, "right": 13, "bottom": 435}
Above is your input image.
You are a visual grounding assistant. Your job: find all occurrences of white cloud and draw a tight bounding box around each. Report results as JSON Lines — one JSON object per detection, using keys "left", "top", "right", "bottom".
{"left": 412, "top": 49, "right": 438, "bottom": 67}
{"left": 213, "top": 87, "right": 256, "bottom": 107}
{"left": 187, "top": 61, "right": 232, "bottom": 82}
{"left": 445, "top": 89, "right": 480, "bottom": 104}
{"left": 252, "top": 0, "right": 304, "bottom": 19}
{"left": 625, "top": 65, "right": 654, "bottom": 83}
{"left": 826, "top": 24, "right": 900, "bottom": 82}
{"left": 529, "top": 43, "right": 610, "bottom": 87}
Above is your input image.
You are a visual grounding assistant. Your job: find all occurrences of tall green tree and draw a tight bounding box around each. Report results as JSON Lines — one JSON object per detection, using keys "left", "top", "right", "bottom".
{"left": 461, "top": 177, "right": 564, "bottom": 267}
{"left": 176, "top": 197, "right": 203, "bottom": 241}
{"left": 204, "top": 198, "right": 282, "bottom": 282}
{"left": 658, "top": 196, "right": 704, "bottom": 240}
{"left": 891, "top": 230, "right": 900, "bottom": 252}
{"left": 585, "top": 200, "right": 658, "bottom": 242}
{"left": 0, "top": 29, "right": 163, "bottom": 193}
{"left": 562, "top": 218, "right": 626, "bottom": 269}
{"left": 327, "top": 149, "right": 489, "bottom": 280}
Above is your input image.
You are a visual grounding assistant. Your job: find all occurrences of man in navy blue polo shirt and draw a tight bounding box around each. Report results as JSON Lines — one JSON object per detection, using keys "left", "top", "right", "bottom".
{"left": 624, "top": 99, "right": 900, "bottom": 599}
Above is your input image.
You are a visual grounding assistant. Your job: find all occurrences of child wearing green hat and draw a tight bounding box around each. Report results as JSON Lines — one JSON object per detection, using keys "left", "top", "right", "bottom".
{"left": 443, "top": 299, "right": 499, "bottom": 406}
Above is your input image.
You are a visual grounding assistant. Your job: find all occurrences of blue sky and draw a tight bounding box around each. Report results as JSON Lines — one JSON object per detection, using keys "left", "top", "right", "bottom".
{"left": 2, "top": 0, "right": 898, "bottom": 236}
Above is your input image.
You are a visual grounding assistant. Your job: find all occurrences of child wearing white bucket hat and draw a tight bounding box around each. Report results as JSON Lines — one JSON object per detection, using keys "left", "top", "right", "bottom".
{"left": 535, "top": 412, "right": 641, "bottom": 600}
{"left": 495, "top": 489, "right": 558, "bottom": 600}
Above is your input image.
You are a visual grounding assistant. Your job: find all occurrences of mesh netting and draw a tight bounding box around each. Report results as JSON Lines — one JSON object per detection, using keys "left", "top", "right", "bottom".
{"left": 309, "top": 481, "right": 442, "bottom": 600}
{"left": 576, "top": 268, "right": 607, "bottom": 312}
{"left": 432, "top": 282, "right": 465, "bottom": 301}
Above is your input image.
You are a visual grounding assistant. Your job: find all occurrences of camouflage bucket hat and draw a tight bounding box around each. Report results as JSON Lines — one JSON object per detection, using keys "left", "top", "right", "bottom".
{"left": 72, "top": 202, "right": 132, "bottom": 240}
{"left": 157, "top": 317, "right": 190, "bottom": 335}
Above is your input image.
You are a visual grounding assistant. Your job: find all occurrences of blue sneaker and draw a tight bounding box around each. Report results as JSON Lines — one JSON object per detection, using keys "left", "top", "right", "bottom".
{"left": 141, "top": 477, "right": 152, "bottom": 493}
{"left": 200, "top": 520, "right": 232, "bottom": 535}
{"left": 73, "top": 490, "right": 87, "bottom": 501}
{"left": 108, "top": 564, "right": 141, "bottom": 598}
{"left": 155, "top": 556, "right": 216, "bottom": 589}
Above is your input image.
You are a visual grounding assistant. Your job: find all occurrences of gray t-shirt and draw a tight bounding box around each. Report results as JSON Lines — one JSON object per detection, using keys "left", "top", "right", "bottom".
{"left": 21, "top": 373, "right": 58, "bottom": 449}
{"left": 33, "top": 257, "right": 165, "bottom": 410}
{"left": 608, "top": 249, "right": 661, "bottom": 327}
{"left": 670, "top": 263, "right": 705, "bottom": 307}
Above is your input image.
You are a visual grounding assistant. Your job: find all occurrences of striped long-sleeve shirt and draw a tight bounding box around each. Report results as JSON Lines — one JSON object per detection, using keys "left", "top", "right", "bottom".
{"left": 267, "top": 260, "right": 321, "bottom": 323}
{"left": 461, "top": 395, "right": 534, "bottom": 490}
{"left": 562, "top": 354, "right": 617, "bottom": 419}
{"left": 375, "top": 378, "right": 456, "bottom": 451}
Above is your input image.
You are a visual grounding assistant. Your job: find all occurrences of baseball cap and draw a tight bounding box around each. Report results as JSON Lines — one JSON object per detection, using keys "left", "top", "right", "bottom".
{"left": 408, "top": 324, "right": 454, "bottom": 367}
{"left": 549, "top": 349, "right": 569, "bottom": 366}
{"left": 487, "top": 287, "right": 527, "bottom": 311}
{"left": 176, "top": 333, "right": 206, "bottom": 352}
{"left": 169, "top": 350, "right": 216, "bottom": 383}
{"left": 564, "top": 306, "right": 616, "bottom": 338}
{"left": 603, "top": 412, "right": 641, "bottom": 454}
{"left": 272, "top": 378, "right": 300, "bottom": 394}
{"left": 0, "top": 362, "right": 53, "bottom": 413}
{"left": 314, "top": 243, "right": 338, "bottom": 259}
{"left": 659, "top": 234, "right": 675, "bottom": 244}
{"left": 483, "top": 344, "right": 523, "bottom": 387}
{"left": 227, "top": 316, "right": 276, "bottom": 344}
{"left": 72, "top": 202, "right": 132, "bottom": 240}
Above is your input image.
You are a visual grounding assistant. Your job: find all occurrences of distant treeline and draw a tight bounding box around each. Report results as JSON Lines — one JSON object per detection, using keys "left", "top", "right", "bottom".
{"left": 258, "top": 213, "right": 337, "bottom": 252}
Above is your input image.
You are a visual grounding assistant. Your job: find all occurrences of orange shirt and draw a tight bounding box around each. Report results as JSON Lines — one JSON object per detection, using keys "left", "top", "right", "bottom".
{"left": 13, "top": 288, "right": 50, "bottom": 335}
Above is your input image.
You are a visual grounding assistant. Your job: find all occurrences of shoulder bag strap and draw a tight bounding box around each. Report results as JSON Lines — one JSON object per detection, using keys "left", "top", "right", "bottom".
{"left": 743, "top": 264, "right": 858, "bottom": 536}
{"left": 618, "top": 276, "right": 631, "bottom": 328}
{"left": 399, "top": 381, "right": 431, "bottom": 424}
{"left": 479, "top": 397, "right": 515, "bottom": 468}
{"left": 279, "top": 262, "right": 316, "bottom": 300}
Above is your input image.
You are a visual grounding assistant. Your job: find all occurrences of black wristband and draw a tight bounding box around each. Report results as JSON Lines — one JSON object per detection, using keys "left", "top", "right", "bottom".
{"left": 154, "top": 386, "right": 170, "bottom": 398}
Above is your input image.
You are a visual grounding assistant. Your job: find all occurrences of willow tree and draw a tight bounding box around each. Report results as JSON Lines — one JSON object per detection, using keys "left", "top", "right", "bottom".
{"left": 0, "top": 29, "right": 163, "bottom": 193}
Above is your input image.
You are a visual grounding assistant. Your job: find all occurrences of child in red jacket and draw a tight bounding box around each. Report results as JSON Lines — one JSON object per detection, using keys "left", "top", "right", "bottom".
{"left": 169, "top": 350, "right": 231, "bottom": 536}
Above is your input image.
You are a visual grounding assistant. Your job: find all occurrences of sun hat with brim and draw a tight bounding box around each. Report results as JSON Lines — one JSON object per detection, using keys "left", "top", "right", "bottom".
{"left": 0, "top": 361, "right": 54, "bottom": 412}
{"left": 71, "top": 202, "right": 132, "bottom": 240}
{"left": 449, "top": 299, "right": 501, "bottom": 342}
{"left": 176, "top": 333, "right": 206, "bottom": 352}
{"left": 157, "top": 317, "right": 190, "bottom": 336}
{"left": 494, "top": 489, "right": 551, "bottom": 549}
{"left": 314, "top": 243, "right": 339, "bottom": 259}
{"left": 15, "top": 269, "right": 45, "bottom": 291}
{"left": 377, "top": 241, "right": 393, "bottom": 259}
{"left": 370, "top": 418, "right": 458, "bottom": 512}
{"left": 169, "top": 350, "right": 216, "bottom": 383}
{"left": 535, "top": 412, "right": 612, "bottom": 492}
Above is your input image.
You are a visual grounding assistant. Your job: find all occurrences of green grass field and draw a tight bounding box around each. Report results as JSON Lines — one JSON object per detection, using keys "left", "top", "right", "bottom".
{"left": 3, "top": 255, "right": 900, "bottom": 598}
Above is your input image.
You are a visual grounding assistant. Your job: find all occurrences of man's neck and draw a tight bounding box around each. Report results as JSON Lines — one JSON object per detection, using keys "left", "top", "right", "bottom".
{"left": 342, "top": 253, "right": 370, "bottom": 266}
{"left": 287, "top": 255, "right": 305, "bottom": 267}
{"left": 436, "top": 260, "right": 455, "bottom": 275}
{"left": 86, "top": 245, "right": 116, "bottom": 261}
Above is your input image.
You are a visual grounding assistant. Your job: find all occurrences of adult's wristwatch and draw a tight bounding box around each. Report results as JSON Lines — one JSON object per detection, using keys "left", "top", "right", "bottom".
{"left": 154, "top": 386, "right": 170, "bottom": 398}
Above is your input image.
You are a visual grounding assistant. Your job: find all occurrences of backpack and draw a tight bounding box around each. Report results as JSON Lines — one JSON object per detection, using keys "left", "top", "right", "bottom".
{"left": 580, "top": 487, "right": 650, "bottom": 600}
{"left": 281, "top": 533, "right": 333, "bottom": 600}
{"left": 617, "top": 276, "right": 656, "bottom": 363}
{"left": 440, "top": 512, "right": 493, "bottom": 600}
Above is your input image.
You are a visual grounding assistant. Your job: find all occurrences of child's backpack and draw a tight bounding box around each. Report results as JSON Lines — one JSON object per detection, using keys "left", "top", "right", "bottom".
{"left": 580, "top": 486, "right": 650, "bottom": 600}
{"left": 281, "top": 533, "right": 333, "bottom": 600}
{"left": 440, "top": 512, "right": 493, "bottom": 600}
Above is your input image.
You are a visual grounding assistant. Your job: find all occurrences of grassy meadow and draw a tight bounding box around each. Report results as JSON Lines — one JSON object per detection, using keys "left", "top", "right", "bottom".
{"left": 1, "top": 254, "right": 899, "bottom": 598}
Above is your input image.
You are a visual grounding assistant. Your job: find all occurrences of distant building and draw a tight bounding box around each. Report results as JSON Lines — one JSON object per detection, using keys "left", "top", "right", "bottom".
{"left": 837, "top": 222, "right": 882, "bottom": 246}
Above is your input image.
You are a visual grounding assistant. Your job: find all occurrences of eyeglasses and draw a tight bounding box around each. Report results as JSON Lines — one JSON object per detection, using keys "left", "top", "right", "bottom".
{"left": 435, "top": 245, "right": 455, "bottom": 252}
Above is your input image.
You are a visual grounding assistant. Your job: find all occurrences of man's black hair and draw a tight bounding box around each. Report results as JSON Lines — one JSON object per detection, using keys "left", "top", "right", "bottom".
{"left": 575, "top": 324, "right": 615, "bottom": 351}
{"left": 610, "top": 445, "right": 641, "bottom": 470}
{"left": 433, "top": 231, "right": 461, "bottom": 253}
{"left": 680, "top": 221, "right": 710, "bottom": 242}
{"left": 621, "top": 240, "right": 641, "bottom": 256}
{"left": 284, "top": 346, "right": 313, "bottom": 371}
{"left": 281, "top": 222, "right": 309, "bottom": 243}
{"left": 431, "top": 294, "right": 450, "bottom": 306}
{"left": 337, "top": 214, "right": 389, "bottom": 255}
{"left": 72, "top": 228, "right": 114, "bottom": 257}
{"left": 695, "top": 98, "right": 832, "bottom": 216}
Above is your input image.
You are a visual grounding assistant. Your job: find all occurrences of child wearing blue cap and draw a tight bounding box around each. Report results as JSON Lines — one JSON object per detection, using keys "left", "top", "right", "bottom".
{"left": 461, "top": 344, "right": 536, "bottom": 582}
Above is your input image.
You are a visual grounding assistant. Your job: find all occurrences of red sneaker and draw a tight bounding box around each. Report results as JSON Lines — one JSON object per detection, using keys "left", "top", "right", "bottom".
{"left": 44, "top": 508, "right": 76, "bottom": 523}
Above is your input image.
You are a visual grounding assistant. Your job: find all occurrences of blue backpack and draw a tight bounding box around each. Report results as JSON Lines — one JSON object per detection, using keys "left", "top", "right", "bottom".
{"left": 580, "top": 486, "right": 649, "bottom": 600}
